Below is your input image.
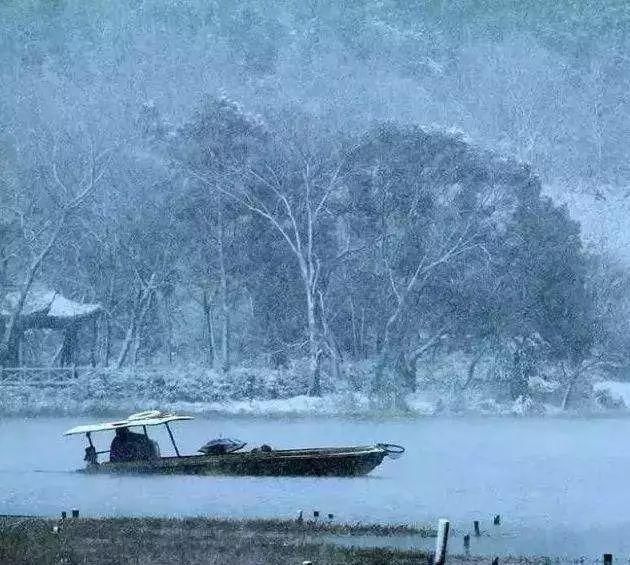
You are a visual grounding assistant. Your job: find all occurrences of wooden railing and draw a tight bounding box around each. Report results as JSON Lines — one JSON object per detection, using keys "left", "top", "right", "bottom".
{"left": 0, "top": 366, "right": 86, "bottom": 387}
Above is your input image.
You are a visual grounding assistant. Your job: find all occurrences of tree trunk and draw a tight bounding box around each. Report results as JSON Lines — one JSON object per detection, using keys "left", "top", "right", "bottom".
{"left": 132, "top": 291, "right": 153, "bottom": 366}
{"left": 217, "top": 203, "right": 230, "bottom": 374}
{"left": 159, "top": 292, "right": 174, "bottom": 365}
{"left": 132, "top": 330, "right": 142, "bottom": 366}
{"left": 349, "top": 297, "right": 359, "bottom": 359}
{"left": 101, "top": 278, "right": 114, "bottom": 367}
{"left": 117, "top": 301, "right": 140, "bottom": 369}
{"left": 510, "top": 347, "right": 529, "bottom": 400}
{"left": 116, "top": 274, "right": 155, "bottom": 369}
{"left": 561, "top": 362, "right": 579, "bottom": 410}
{"left": 103, "top": 313, "right": 111, "bottom": 367}
{"left": 202, "top": 289, "right": 217, "bottom": 368}
{"left": 373, "top": 349, "right": 389, "bottom": 394}
{"left": 219, "top": 270, "right": 230, "bottom": 373}
{"left": 319, "top": 291, "right": 340, "bottom": 383}
{"left": 463, "top": 352, "right": 483, "bottom": 389}
{"left": 89, "top": 316, "right": 97, "bottom": 368}
{"left": 360, "top": 307, "right": 366, "bottom": 359}
{"left": 396, "top": 352, "right": 418, "bottom": 393}
{"left": 306, "top": 287, "right": 320, "bottom": 395}
{"left": 372, "top": 307, "right": 400, "bottom": 393}
{"left": 4, "top": 330, "right": 22, "bottom": 367}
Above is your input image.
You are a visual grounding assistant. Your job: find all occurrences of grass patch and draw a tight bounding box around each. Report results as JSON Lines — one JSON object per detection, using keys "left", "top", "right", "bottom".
{"left": 0, "top": 516, "right": 555, "bottom": 564}
{"left": 0, "top": 516, "right": 431, "bottom": 564}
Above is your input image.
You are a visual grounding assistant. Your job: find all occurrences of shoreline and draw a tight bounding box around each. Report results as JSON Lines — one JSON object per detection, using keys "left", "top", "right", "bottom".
{"left": 0, "top": 515, "right": 551, "bottom": 564}
{"left": 0, "top": 392, "right": 627, "bottom": 419}
{"left": 1, "top": 363, "right": 627, "bottom": 418}
{"left": 1, "top": 360, "right": 628, "bottom": 418}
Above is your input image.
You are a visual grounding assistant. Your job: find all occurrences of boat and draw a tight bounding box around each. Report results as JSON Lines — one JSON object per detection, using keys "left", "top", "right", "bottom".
{"left": 63, "top": 411, "right": 405, "bottom": 477}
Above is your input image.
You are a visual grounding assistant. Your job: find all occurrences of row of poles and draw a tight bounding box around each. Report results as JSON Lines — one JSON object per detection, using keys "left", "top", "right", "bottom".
{"left": 435, "top": 516, "right": 502, "bottom": 565}
{"left": 296, "top": 510, "right": 334, "bottom": 523}
{"left": 434, "top": 517, "right": 615, "bottom": 565}
{"left": 55, "top": 510, "right": 617, "bottom": 564}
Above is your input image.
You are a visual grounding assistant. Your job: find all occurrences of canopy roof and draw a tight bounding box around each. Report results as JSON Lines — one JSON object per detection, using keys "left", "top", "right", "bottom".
{"left": 1, "top": 287, "right": 101, "bottom": 330}
{"left": 63, "top": 411, "right": 193, "bottom": 436}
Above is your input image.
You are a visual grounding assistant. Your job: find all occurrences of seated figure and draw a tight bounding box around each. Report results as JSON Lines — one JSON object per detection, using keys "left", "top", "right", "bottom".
{"left": 110, "top": 427, "right": 158, "bottom": 462}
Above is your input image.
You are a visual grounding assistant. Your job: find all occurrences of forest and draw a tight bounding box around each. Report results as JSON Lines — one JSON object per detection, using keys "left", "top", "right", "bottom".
{"left": 1, "top": 0, "right": 629, "bottom": 411}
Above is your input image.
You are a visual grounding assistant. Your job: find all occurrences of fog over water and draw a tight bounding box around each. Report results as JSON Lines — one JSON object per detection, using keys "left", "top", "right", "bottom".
{"left": 3, "top": 416, "right": 630, "bottom": 559}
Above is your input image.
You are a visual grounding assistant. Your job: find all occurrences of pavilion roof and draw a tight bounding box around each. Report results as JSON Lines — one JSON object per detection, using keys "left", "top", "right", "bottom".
{"left": 0, "top": 287, "right": 102, "bottom": 329}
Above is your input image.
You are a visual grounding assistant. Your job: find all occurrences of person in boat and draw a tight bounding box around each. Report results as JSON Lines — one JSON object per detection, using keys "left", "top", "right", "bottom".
{"left": 109, "top": 426, "right": 158, "bottom": 462}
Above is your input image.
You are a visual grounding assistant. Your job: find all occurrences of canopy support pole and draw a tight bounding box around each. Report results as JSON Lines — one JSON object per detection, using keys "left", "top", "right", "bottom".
{"left": 164, "top": 422, "right": 181, "bottom": 457}
{"left": 84, "top": 432, "right": 98, "bottom": 465}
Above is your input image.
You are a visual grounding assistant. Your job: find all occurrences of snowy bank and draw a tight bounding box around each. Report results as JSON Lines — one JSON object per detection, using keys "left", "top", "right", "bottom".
{"left": 0, "top": 363, "right": 626, "bottom": 417}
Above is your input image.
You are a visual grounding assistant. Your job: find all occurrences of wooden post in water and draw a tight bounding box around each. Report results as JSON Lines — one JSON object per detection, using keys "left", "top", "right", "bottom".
{"left": 493, "top": 514, "right": 501, "bottom": 525}
{"left": 71, "top": 509, "right": 79, "bottom": 518}
{"left": 434, "top": 519, "right": 450, "bottom": 565}
{"left": 463, "top": 534, "right": 470, "bottom": 555}
{"left": 603, "top": 554, "right": 613, "bottom": 565}
{"left": 473, "top": 520, "right": 480, "bottom": 536}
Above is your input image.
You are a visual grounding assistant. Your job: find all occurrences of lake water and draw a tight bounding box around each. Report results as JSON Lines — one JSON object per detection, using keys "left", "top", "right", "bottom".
{"left": 1, "top": 415, "right": 630, "bottom": 559}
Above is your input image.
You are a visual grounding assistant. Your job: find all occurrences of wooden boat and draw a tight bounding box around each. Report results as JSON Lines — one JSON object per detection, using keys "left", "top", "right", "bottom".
{"left": 63, "top": 411, "right": 404, "bottom": 477}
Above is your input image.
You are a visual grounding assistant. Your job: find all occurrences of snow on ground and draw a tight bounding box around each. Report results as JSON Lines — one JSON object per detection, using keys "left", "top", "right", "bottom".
{"left": 0, "top": 384, "right": 616, "bottom": 418}
{"left": 1, "top": 360, "right": 628, "bottom": 417}
{"left": 171, "top": 393, "right": 373, "bottom": 416}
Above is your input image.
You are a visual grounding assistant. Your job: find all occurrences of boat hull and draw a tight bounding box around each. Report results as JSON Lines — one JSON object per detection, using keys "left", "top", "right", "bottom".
{"left": 81, "top": 446, "right": 387, "bottom": 477}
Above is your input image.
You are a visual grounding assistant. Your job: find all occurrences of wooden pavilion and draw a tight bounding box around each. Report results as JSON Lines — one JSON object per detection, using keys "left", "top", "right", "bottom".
{"left": 0, "top": 288, "right": 102, "bottom": 367}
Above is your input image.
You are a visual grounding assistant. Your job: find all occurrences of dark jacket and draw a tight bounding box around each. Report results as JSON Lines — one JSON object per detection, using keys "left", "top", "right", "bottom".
{"left": 110, "top": 429, "right": 156, "bottom": 462}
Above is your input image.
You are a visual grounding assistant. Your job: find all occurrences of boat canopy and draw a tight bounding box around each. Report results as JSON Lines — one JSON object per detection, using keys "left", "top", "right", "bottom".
{"left": 63, "top": 411, "right": 193, "bottom": 436}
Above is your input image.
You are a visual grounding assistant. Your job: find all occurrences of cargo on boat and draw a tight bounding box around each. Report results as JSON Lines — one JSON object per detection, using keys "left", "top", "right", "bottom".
{"left": 63, "top": 411, "right": 404, "bottom": 477}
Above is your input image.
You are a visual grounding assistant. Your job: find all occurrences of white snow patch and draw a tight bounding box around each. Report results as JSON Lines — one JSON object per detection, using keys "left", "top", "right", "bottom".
{"left": 48, "top": 294, "right": 101, "bottom": 318}
{"left": 1, "top": 287, "right": 101, "bottom": 319}
{"left": 404, "top": 394, "right": 437, "bottom": 415}
{"left": 154, "top": 393, "right": 374, "bottom": 417}
{"left": 594, "top": 381, "right": 630, "bottom": 406}
{"left": 528, "top": 376, "right": 561, "bottom": 394}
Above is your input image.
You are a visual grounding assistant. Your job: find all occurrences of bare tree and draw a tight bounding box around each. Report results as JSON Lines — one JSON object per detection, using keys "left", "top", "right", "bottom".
{"left": 372, "top": 211, "right": 483, "bottom": 392}
{"left": 0, "top": 139, "right": 110, "bottom": 366}
{"left": 245, "top": 160, "right": 344, "bottom": 394}
{"left": 191, "top": 143, "right": 346, "bottom": 394}
{"left": 116, "top": 272, "right": 157, "bottom": 369}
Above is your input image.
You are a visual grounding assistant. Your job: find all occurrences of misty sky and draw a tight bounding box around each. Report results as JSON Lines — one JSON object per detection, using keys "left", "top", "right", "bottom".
{"left": 1, "top": 0, "right": 629, "bottom": 258}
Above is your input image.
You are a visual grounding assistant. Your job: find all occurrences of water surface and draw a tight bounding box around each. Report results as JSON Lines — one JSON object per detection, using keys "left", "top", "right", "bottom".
{"left": 1, "top": 415, "right": 628, "bottom": 559}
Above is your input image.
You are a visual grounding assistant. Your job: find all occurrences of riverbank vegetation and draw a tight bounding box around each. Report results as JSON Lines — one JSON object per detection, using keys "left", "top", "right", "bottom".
{"left": 2, "top": 1, "right": 630, "bottom": 412}
{"left": 0, "top": 516, "right": 431, "bottom": 565}
{"left": 0, "top": 515, "right": 559, "bottom": 565}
